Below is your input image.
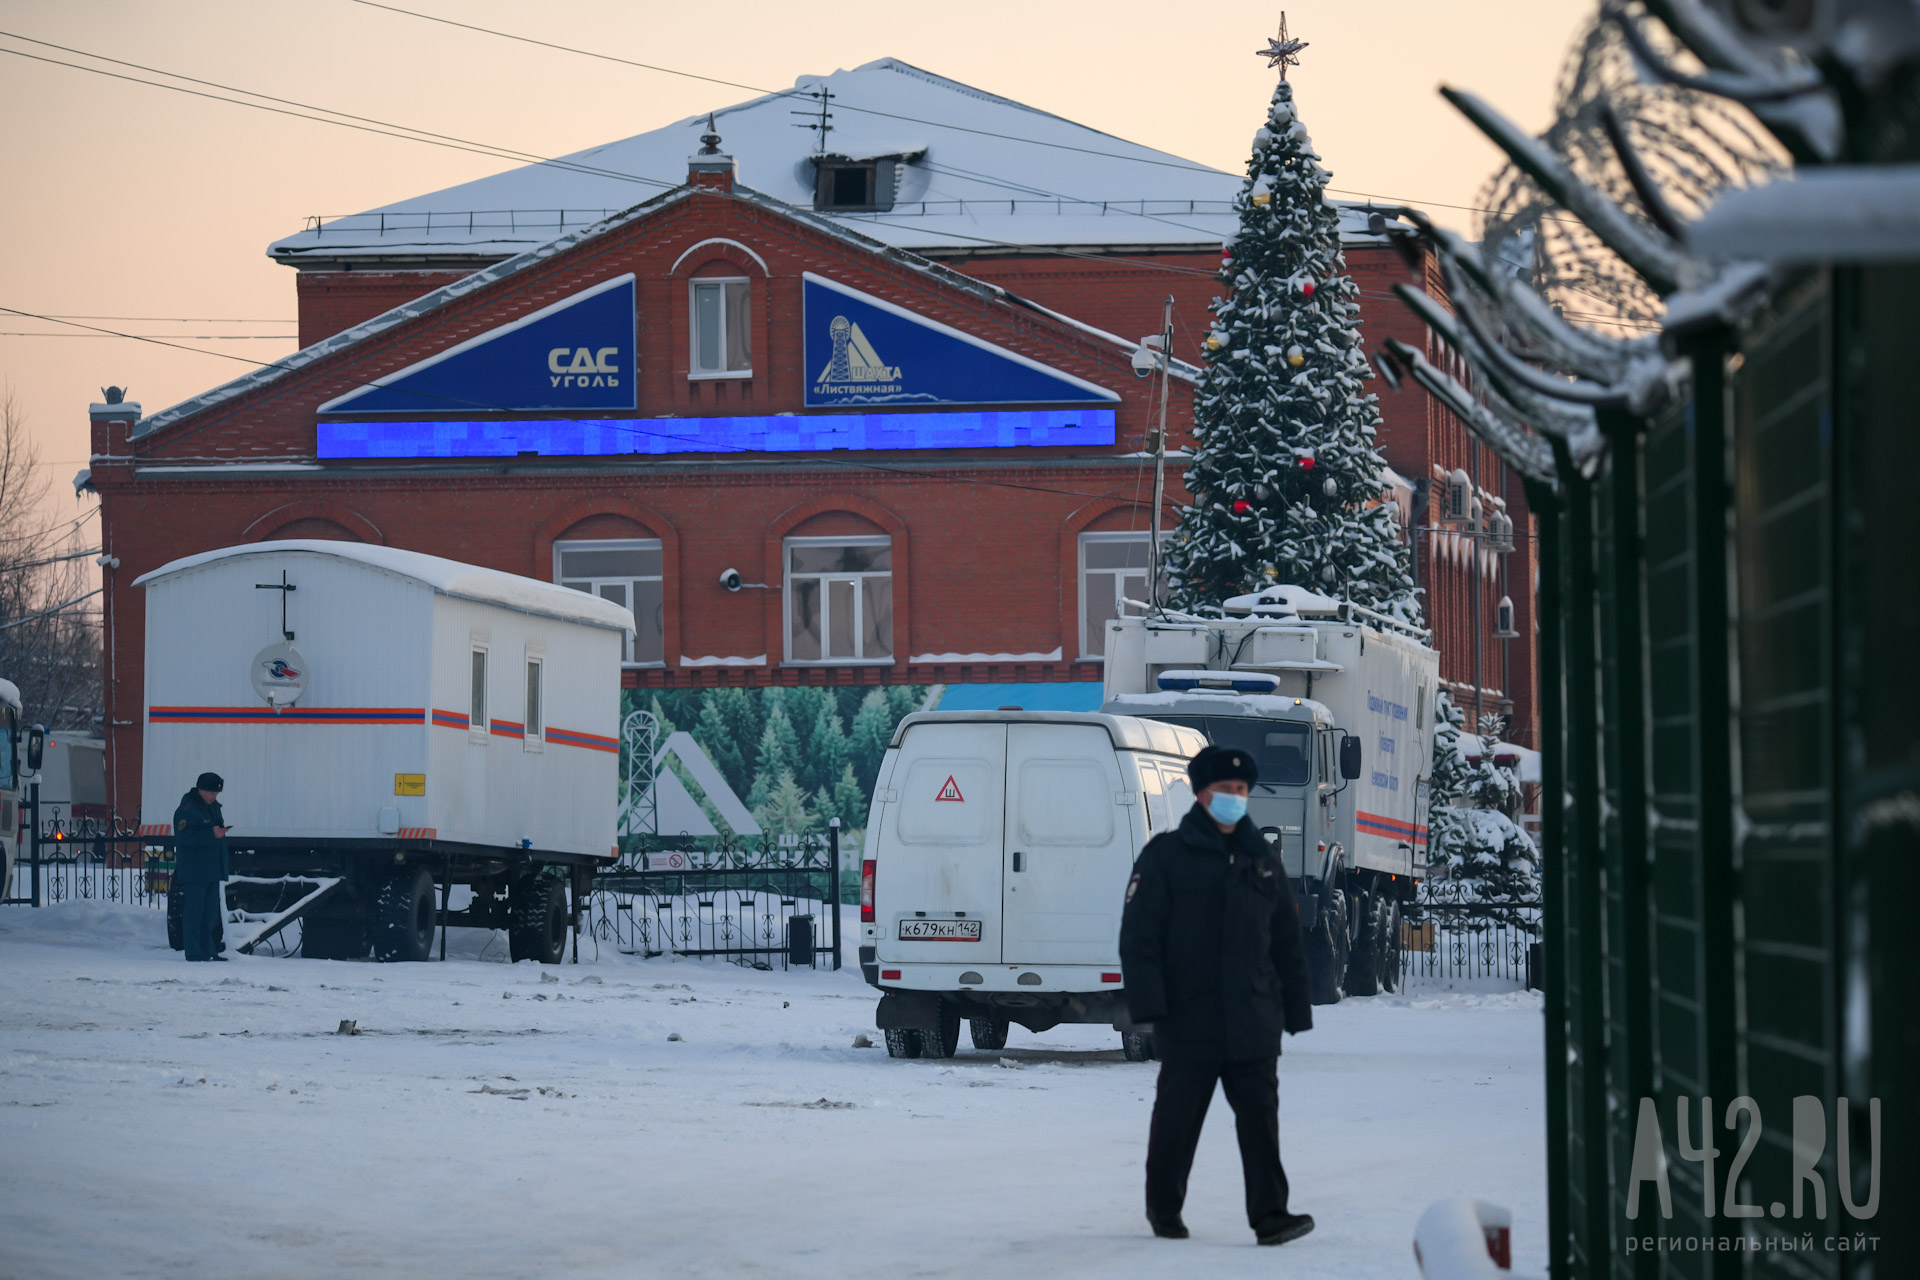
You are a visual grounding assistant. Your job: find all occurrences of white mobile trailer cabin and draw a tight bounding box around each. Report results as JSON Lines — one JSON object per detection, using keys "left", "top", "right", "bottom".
{"left": 134, "top": 543, "right": 631, "bottom": 962}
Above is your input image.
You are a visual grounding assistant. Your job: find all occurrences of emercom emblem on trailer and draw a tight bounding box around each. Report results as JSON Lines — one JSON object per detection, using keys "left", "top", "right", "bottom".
{"left": 249, "top": 642, "right": 309, "bottom": 710}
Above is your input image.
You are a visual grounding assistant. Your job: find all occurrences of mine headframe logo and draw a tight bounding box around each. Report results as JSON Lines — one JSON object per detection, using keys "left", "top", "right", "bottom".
{"left": 813, "top": 316, "right": 902, "bottom": 396}
{"left": 548, "top": 346, "right": 622, "bottom": 389}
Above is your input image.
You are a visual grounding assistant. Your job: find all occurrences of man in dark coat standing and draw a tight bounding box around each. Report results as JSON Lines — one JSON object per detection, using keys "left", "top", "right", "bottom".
{"left": 1118, "top": 744, "right": 1315, "bottom": 1246}
{"left": 173, "top": 772, "right": 230, "bottom": 962}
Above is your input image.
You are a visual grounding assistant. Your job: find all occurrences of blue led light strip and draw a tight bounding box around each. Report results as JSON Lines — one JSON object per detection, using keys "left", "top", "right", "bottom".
{"left": 317, "top": 408, "right": 1117, "bottom": 458}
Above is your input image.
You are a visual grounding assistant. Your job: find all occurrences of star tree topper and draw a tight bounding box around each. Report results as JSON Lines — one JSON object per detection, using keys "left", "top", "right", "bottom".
{"left": 1255, "top": 13, "right": 1308, "bottom": 79}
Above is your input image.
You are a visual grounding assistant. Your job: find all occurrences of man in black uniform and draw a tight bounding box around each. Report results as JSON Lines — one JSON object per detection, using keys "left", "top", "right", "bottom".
{"left": 1118, "top": 744, "right": 1315, "bottom": 1245}
{"left": 173, "top": 772, "right": 230, "bottom": 962}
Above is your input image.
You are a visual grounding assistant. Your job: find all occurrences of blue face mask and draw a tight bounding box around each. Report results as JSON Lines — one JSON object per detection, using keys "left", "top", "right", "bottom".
{"left": 1206, "top": 791, "right": 1249, "bottom": 826}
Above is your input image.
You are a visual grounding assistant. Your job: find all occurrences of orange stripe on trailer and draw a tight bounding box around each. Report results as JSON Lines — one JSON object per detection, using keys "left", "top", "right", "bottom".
{"left": 546, "top": 726, "right": 619, "bottom": 753}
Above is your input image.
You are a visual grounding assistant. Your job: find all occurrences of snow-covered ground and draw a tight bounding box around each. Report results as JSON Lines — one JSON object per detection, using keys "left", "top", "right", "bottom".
{"left": 1, "top": 903, "right": 1545, "bottom": 1279}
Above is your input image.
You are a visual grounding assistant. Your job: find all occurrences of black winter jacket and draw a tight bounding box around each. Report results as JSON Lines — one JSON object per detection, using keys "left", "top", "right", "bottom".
{"left": 1118, "top": 803, "right": 1313, "bottom": 1062}
{"left": 172, "top": 790, "right": 229, "bottom": 885}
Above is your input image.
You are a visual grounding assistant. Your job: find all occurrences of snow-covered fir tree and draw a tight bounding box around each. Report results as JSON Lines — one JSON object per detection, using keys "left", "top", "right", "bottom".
{"left": 1165, "top": 78, "right": 1417, "bottom": 624}
{"left": 1423, "top": 694, "right": 1538, "bottom": 906}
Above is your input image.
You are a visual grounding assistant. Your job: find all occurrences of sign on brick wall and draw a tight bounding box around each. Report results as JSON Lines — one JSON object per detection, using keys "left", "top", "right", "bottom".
{"left": 803, "top": 273, "right": 1119, "bottom": 409}
{"left": 318, "top": 275, "right": 637, "bottom": 415}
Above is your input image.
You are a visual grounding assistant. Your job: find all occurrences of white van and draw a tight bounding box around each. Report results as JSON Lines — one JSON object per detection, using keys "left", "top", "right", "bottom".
{"left": 859, "top": 710, "right": 1207, "bottom": 1060}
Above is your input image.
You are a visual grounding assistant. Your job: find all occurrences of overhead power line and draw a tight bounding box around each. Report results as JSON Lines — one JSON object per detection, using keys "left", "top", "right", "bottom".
{"left": 0, "top": 34, "right": 676, "bottom": 194}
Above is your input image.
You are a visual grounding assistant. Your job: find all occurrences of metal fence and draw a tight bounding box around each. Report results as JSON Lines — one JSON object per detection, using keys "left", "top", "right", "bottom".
{"left": 586, "top": 830, "right": 842, "bottom": 970}
{"left": 1399, "top": 900, "right": 1543, "bottom": 988}
{"left": 4, "top": 808, "right": 167, "bottom": 909}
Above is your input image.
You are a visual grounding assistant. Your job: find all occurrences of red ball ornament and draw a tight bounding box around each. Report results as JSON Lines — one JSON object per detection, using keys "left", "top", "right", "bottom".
{"left": 1232, "top": 499, "right": 1253, "bottom": 515}
{"left": 1300, "top": 280, "right": 1316, "bottom": 298}
{"left": 1298, "top": 456, "right": 1317, "bottom": 470}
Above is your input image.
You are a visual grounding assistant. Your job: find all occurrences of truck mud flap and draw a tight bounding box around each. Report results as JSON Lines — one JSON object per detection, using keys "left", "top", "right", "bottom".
{"left": 875, "top": 990, "right": 945, "bottom": 1030}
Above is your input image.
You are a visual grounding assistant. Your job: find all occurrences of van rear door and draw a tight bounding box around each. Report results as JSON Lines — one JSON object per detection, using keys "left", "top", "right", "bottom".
{"left": 1002, "top": 723, "right": 1136, "bottom": 966}
{"left": 875, "top": 721, "right": 1006, "bottom": 965}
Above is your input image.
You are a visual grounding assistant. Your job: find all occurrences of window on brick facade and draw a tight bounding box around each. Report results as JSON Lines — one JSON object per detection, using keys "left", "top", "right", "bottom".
{"left": 555, "top": 540, "right": 664, "bottom": 665}
{"left": 785, "top": 536, "right": 892, "bottom": 663}
{"left": 690, "top": 278, "right": 751, "bottom": 378}
{"left": 1078, "top": 531, "right": 1167, "bottom": 659}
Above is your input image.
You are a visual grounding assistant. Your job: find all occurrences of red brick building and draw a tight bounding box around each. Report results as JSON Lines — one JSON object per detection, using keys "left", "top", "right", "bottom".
{"left": 86, "top": 60, "right": 1535, "bottom": 816}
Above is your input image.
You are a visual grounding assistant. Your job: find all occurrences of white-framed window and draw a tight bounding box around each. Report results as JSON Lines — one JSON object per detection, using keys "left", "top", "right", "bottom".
{"left": 469, "top": 645, "right": 489, "bottom": 744}
{"left": 785, "top": 536, "right": 893, "bottom": 664}
{"left": 1078, "top": 531, "right": 1166, "bottom": 660}
{"left": 555, "top": 539, "right": 664, "bottom": 665}
{"left": 689, "top": 278, "right": 751, "bottom": 378}
{"left": 524, "top": 654, "right": 544, "bottom": 750}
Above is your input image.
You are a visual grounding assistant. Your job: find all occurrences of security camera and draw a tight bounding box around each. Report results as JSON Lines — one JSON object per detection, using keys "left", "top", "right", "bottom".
{"left": 1130, "top": 334, "right": 1164, "bottom": 379}
{"left": 720, "top": 568, "right": 743, "bottom": 592}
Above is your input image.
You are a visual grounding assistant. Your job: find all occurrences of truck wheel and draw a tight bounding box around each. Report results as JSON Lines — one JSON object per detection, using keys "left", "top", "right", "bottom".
{"left": 1121, "top": 1029, "right": 1156, "bottom": 1062}
{"left": 1346, "top": 890, "right": 1386, "bottom": 997}
{"left": 1308, "top": 892, "right": 1348, "bottom": 1005}
{"left": 883, "top": 1028, "right": 923, "bottom": 1059}
{"left": 302, "top": 914, "right": 367, "bottom": 961}
{"left": 1379, "top": 898, "right": 1402, "bottom": 994}
{"left": 166, "top": 886, "right": 185, "bottom": 951}
{"left": 509, "top": 874, "right": 568, "bottom": 965}
{"left": 969, "top": 1015, "right": 1010, "bottom": 1051}
{"left": 372, "top": 866, "right": 436, "bottom": 963}
{"left": 917, "top": 1002, "right": 961, "bottom": 1059}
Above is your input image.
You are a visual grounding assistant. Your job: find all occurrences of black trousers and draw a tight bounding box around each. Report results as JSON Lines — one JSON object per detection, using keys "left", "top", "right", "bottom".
{"left": 1145, "top": 1056, "right": 1291, "bottom": 1227}
{"left": 181, "top": 881, "right": 223, "bottom": 960}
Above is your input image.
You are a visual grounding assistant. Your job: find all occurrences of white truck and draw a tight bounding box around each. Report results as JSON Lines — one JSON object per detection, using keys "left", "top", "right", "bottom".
{"left": 0, "top": 678, "right": 19, "bottom": 899}
{"left": 135, "top": 541, "right": 631, "bottom": 962}
{"left": 859, "top": 710, "right": 1207, "bottom": 1059}
{"left": 1100, "top": 585, "right": 1440, "bottom": 1003}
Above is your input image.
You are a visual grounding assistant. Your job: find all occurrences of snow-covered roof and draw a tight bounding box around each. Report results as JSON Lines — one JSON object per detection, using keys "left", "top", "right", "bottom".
{"left": 132, "top": 540, "right": 635, "bottom": 633}
{"left": 0, "top": 677, "right": 20, "bottom": 712}
{"left": 266, "top": 57, "right": 1393, "bottom": 264}
{"left": 1104, "top": 690, "right": 1336, "bottom": 727}
{"left": 892, "top": 708, "right": 1207, "bottom": 758}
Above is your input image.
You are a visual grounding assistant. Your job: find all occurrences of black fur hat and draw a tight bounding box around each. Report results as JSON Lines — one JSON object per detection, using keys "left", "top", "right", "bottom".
{"left": 195, "top": 772, "right": 224, "bottom": 793}
{"left": 1187, "top": 744, "right": 1258, "bottom": 792}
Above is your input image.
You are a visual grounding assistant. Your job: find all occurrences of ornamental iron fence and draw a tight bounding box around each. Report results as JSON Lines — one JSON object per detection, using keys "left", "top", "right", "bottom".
{"left": 1399, "top": 900, "right": 1543, "bottom": 988}
{"left": 587, "top": 828, "right": 842, "bottom": 970}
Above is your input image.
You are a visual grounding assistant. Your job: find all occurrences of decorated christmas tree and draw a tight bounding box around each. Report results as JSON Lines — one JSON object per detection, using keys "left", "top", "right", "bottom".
{"left": 1164, "top": 70, "right": 1417, "bottom": 624}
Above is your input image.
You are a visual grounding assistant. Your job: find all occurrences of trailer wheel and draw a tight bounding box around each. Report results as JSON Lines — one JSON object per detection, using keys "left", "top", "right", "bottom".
{"left": 372, "top": 866, "right": 436, "bottom": 963}
{"left": 509, "top": 875, "right": 568, "bottom": 965}
{"left": 917, "top": 1001, "right": 961, "bottom": 1059}
{"left": 969, "top": 1015, "right": 1010, "bottom": 1051}
{"left": 302, "top": 914, "right": 368, "bottom": 961}
{"left": 1121, "top": 1029, "right": 1157, "bottom": 1062}
{"left": 166, "top": 886, "right": 185, "bottom": 951}
{"left": 1307, "top": 890, "right": 1348, "bottom": 1006}
{"left": 883, "top": 1027, "right": 923, "bottom": 1059}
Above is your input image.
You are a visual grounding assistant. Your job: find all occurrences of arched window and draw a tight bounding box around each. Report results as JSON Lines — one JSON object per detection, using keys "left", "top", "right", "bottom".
{"left": 552, "top": 516, "right": 665, "bottom": 665}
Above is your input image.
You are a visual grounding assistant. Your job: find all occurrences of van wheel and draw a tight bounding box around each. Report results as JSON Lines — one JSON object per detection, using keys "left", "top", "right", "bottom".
{"left": 509, "top": 874, "right": 568, "bottom": 965}
{"left": 917, "top": 1002, "right": 961, "bottom": 1059}
{"left": 1308, "top": 892, "right": 1348, "bottom": 1006}
{"left": 1121, "top": 1029, "right": 1156, "bottom": 1062}
{"left": 166, "top": 886, "right": 185, "bottom": 951}
{"left": 883, "top": 1028, "right": 923, "bottom": 1059}
{"left": 969, "top": 1015, "right": 1010, "bottom": 1051}
{"left": 372, "top": 867, "right": 436, "bottom": 962}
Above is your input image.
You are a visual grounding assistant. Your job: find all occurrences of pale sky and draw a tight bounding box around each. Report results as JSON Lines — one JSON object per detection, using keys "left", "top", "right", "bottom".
{"left": 0, "top": 0, "right": 1590, "bottom": 522}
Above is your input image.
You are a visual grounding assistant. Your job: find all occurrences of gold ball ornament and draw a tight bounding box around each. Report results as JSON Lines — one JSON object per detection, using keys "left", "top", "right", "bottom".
{"left": 1286, "top": 346, "right": 1305, "bottom": 367}
{"left": 1206, "top": 332, "right": 1226, "bottom": 351}
{"left": 1251, "top": 192, "right": 1271, "bottom": 207}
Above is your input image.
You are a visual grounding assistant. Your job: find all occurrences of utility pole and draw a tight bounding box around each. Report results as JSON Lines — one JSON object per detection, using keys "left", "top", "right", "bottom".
{"left": 1147, "top": 295, "right": 1175, "bottom": 613}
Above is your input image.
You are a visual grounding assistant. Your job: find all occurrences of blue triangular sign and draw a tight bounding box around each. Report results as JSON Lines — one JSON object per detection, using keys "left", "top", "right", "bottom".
{"left": 803, "top": 273, "right": 1118, "bottom": 408}
{"left": 320, "top": 275, "right": 636, "bottom": 415}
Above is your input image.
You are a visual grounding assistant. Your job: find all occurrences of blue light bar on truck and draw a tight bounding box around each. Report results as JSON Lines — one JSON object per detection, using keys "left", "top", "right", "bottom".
{"left": 1155, "top": 670, "right": 1282, "bottom": 694}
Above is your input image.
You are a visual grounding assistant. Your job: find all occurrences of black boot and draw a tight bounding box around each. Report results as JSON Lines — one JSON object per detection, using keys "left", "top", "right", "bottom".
{"left": 1255, "top": 1212, "right": 1314, "bottom": 1246}
{"left": 1147, "top": 1214, "right": 1189, "bottom": 1239}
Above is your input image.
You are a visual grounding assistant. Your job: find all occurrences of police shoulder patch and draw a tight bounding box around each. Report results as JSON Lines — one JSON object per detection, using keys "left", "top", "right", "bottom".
{"left": 1125, "top": 872, "right": 1142, "bottom": 903}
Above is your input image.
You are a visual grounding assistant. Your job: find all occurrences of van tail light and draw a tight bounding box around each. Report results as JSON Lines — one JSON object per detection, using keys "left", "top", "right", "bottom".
{"left": 1100, "top": 972, "right": 1123, "bottom": 984}
{"left": 860, "top": 859, "right": 876, "bottom": 922}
